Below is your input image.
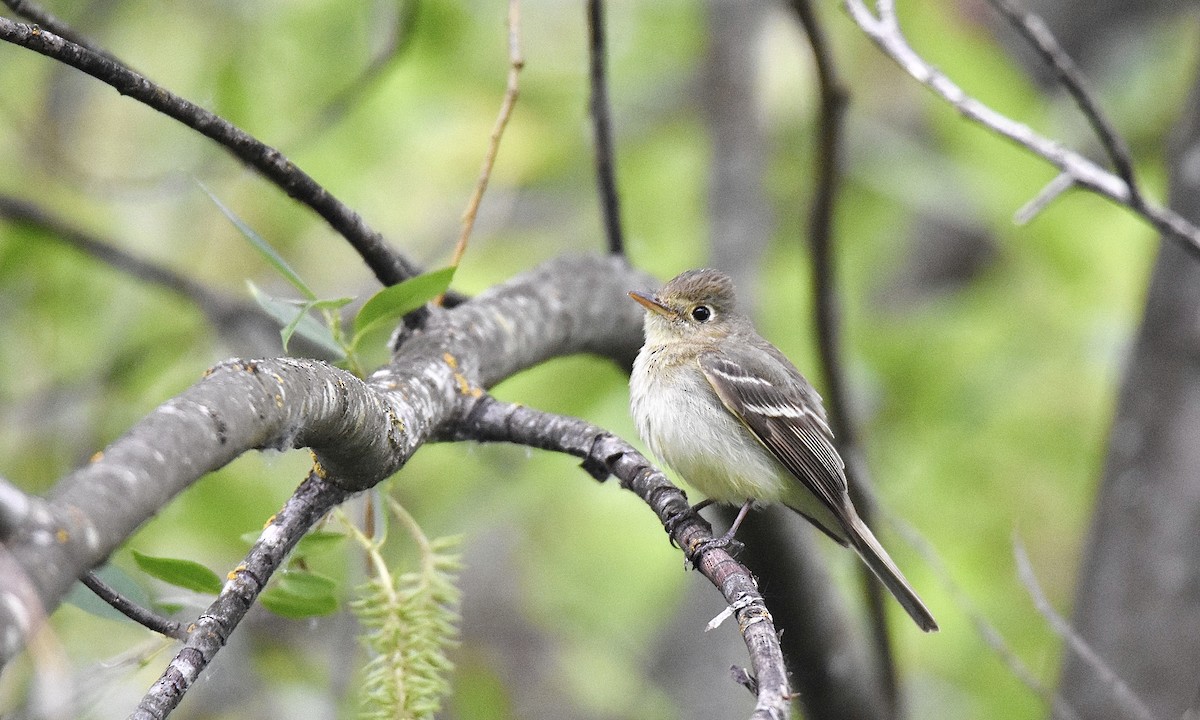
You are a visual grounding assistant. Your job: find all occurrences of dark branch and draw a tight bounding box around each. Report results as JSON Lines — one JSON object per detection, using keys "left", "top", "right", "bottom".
{"left": 0, "top": 17, "right": 420, "bottom": 287}
{"left": 0, "top": 194, "right": 337, "bottom": 359}
{"left": 131, "top": 471, "right": 349, "bottom": 719}
{"left": 441, "top": 393, "right": 792, "bottom": 720}
{"left": 587, "top": 0, "right": 626, "bottom": 256}
{"left": 986, "top": 0, "right": 1143, "bottom": 211}
{"left": 787, "top": 0, "right": 899, "bottom": 711}
{"left": 0, "top": 254, "right": 654, "bottom": 668}
{"left": 1, "top": 0, "right": 120, "bottom": 63}
{"left": 81, "top": 572, "right": 186, "bottom": 641}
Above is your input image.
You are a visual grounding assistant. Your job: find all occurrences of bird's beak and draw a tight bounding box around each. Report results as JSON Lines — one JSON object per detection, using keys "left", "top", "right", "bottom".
{"left": 628, "top": 290, "right": 675, "bottom": 318}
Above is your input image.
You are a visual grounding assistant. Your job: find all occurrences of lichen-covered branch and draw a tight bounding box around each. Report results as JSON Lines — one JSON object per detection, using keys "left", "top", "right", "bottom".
{"left": 131, "top": 471, "right": 350, "bottom": 720}
{"left": 0, "top": 253, "right": 654, "bottom": 669}
{"left": 441, "top": 394, "right": 792, "bottom": 720}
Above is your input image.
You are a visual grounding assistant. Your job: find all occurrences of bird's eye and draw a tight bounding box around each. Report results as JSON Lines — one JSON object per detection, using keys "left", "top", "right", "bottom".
{"left": 690, "top": 305, "right": 712, "bottom": 323}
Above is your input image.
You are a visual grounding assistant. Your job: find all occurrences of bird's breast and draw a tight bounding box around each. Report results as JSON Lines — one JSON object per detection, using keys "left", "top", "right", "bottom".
{"left": 630, "top": 346, "right": 787, "bottom": 504}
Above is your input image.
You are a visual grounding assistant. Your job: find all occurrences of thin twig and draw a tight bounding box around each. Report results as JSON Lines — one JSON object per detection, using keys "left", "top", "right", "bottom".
{"left": 1014, "top": 172, "right": 1075, "bottom": 225}
{"left": 131, "top": 471, "right": 350, "bottom": 720}
{"left": 0, "top": 17, "right": 420, "bottom": 287}
{"left": 587, "top": 0, "right": 626, "bottom": 256}
{"left": 888, "top": 518, "right": 1083, "bottom": 720}
{"left": 81, "top": 572, "right": 186, "bottom": 641}
{"left": 1, "top": 0, "right": 120, "bottom": 63}
{"left": 1012, "top": 536, "right": 1157, "bottom": 720}
{"left": 442, "top": 393, "right": 792, "bottom": 720}
{"left": 986, "top": 0, "right": 1143, "bottom": 211}
{"left": 442, "top": 0, "right": 524, "bottom": 303}
{"left": 787, "top": 0, "right": 899, "bottom": 711}
{"left": 842, "top": 0, "right": 1200, "bottom": 256}
{"left": 0, "top": 194, "right": 338, "bottom": 358}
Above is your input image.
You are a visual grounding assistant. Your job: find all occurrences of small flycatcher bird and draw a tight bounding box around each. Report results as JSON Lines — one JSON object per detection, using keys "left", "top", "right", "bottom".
{"left": 629, "top": 268, "right": 938, "bottom": 632}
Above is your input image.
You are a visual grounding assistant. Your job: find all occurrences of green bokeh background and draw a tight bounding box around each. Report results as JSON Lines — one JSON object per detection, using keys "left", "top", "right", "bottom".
{"left": 0, "top": 0, "right": 1194, "bottom": 717}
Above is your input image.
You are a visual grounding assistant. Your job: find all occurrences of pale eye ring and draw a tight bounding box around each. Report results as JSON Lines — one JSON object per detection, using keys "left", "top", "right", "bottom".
{"left": 690, "top": 305, "right": 712, "bottom": 323}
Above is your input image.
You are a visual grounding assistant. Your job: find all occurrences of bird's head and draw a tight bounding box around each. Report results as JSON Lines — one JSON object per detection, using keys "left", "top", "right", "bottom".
{"left": 629, "top": 268, "right": 739, "bottom": 346}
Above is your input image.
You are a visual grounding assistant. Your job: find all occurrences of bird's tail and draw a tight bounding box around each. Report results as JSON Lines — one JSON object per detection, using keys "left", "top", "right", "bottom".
{"left": 847, "top": 515, "right": 939, "bottom": 632}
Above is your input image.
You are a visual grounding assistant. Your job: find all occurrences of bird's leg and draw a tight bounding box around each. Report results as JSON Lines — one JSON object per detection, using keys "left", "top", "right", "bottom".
{"left": 725, "top": 499, "right": 754, "bottom": 537}
{"left": 689, "top": 499, "right": 753, "bottom": 558}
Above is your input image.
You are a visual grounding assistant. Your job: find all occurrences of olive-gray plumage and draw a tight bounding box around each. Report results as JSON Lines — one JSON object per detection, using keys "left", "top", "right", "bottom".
{"left": 629, "top": 268, "right": 937, "bottom": 632}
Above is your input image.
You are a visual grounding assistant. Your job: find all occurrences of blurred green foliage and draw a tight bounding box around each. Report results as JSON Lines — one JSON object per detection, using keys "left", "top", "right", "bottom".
{"left": 0, "top": 0, "right": 1196, "bottom": 718}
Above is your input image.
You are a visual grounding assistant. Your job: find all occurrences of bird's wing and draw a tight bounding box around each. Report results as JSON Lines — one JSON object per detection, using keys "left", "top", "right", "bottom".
{"left": 698, "top": 350, "right": 850, "bottom": 527}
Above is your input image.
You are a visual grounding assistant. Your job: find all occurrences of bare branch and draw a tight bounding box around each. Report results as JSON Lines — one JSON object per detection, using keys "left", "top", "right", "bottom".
{"left": 442, "top": 394, "right": 792, "bottom": 720}
{"left": 889, "top": 517, "right": 1083, "bottom": 720}
{"left": 786, "top": 0, "right": 900, "bottom": 710}
{"left": 0, "top": 17, "right": 421, "bottom": 287}
{"left": 0, "top": 0, "right": 119, "bottom": 64}
{"left": 841, "top": 0, "right": 1200, "bottom": 256}
{"left": 1014, "top": 172, "right": 1075, "bottom": 225}
{"left": 0, "top": 194, "right": 336, "bottom": 358}
{"left": 132, "top": 471, "right": 349, "bottom": 719}
{"left": 587, "top": 0, "right": 627, "bottom": 256}
{"left": 80, "top": 573, "right": 186, "bottom": 641}
{"left": 1012, "top": 536, "right": 1156, "bottom": 720}
{"left": 0, "top": 254, "right": 654, "bottom": 669}
{"left": 986, "top": 0, "right": 1143, "bottom": 211}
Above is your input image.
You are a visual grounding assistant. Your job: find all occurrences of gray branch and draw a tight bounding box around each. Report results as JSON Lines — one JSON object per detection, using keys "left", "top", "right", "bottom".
{"left": 0, "top": 253, "right": 652, "bottom": 669}
{"left": 841, "top": 0, "right": 1200, "bottom": 254}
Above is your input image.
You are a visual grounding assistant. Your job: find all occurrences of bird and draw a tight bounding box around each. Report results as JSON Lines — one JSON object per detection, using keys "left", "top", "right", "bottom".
{"left": 628, "top": 268, "right": 938, "bottom": 632}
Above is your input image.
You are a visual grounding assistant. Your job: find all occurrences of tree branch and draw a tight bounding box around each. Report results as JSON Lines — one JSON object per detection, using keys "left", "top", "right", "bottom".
{"left": 131, "top": 471, "right": 349, "bottom": 720}
{"left": 587, "top": 0, "right": 627, "bottom": 256}
{"left": 1012, "top": 537, "right": 1155, "bottom": 720}
{"left": 788, "top": 0, "right": 900, "bottom": 711}
{"left": 0, "top": 194, "right": 334, "bottom": 359}
{"left": 985, "top": 0, "right": 1143, "bottom": 212}
{"left": 441, "top": 394, "right": 792, "bottom": 720}
{"left": 447, "top": 0, "right": 525, "bottom": 288}
{"left": 0, "top": 253, "right": 653, "bottom": 669}
{"left": 0, "top": 17, "right": 420, "bottom": 287}
{"left": 1, "top": 0, "right": 119, "bottom": 64}
{"left": 81, "top": 572, "right": 186, "bottom": 642}
{"left": 842, "top": 0, "right": 1200, "bottom": 254}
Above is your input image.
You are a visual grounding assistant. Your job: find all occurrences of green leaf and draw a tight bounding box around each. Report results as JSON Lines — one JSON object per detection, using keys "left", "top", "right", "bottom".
{"left": 199, "top": 183, "right": 317, "bottom": 300}
{"left": 248, "top": 281, "right": 345, "bottom": 358}
{"left": 260, "top": 570, "right": 339, "bottom": 618}
{"left": 352, "top": 266, "right": 456, "bottom": 343}
{"left": 131, "top": 550, "right": 223, "bottom": 594}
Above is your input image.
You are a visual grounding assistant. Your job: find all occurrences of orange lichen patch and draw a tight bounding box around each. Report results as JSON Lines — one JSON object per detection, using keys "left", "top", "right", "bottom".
{"left": 90, "top": 450, "right": 104, "bottom": 463}
{"left": 263, "top": 514, "right": 277, "bottom": 528}
{"left": 311, "top": 454, "right": 328, "bottom": 479}
{"left": 443, "top": 352, "right": 458, "bottom": 370}
{"left": 227, "top": 564, "right": 247, "bottom": 581}
{"left": 56, "top": 529, "right": 69, "bottom": 543}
